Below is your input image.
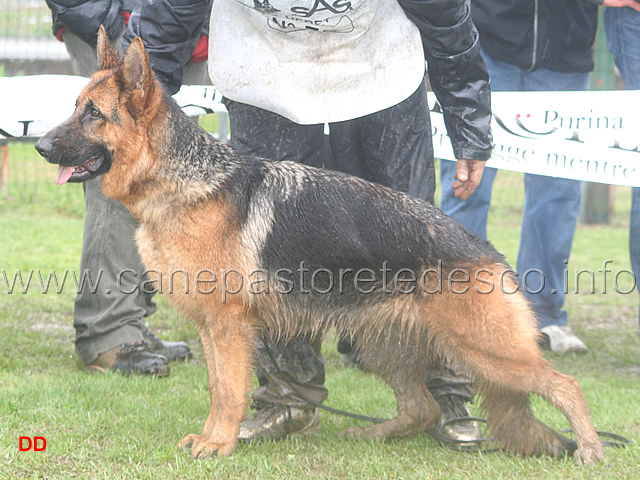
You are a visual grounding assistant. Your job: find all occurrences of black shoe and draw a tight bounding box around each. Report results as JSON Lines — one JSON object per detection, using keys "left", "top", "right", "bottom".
{"left": 341, "top": 350, "right": 361, "bottom": 368}
{"left": 144, "top": 331, "right": 192, "bottom": 362}
{"left": 338, "top": 335, "right": 361, "bottom": 368}
{"left": 434, "top": 394, "right": 482, "bottom": 442}
{"left": 87, "top": 341, "right": 170, "bottom": 376}
{"left": 238, "top": 404, "right": 319, "bottom": 442}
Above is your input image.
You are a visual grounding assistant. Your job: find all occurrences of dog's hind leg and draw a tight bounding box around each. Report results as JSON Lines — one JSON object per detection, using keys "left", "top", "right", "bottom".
{"left": 343, "top": 327, "right": 440, "bottom": 440}
{"left": 178, "top": 305, "right": 256, "bottom": 458}
{"left": 530, "top": 369, "right": 604, "bottom": 465}
{"left": 480, "top": 367, "right": 604, "bottom": 465}
{"left": 427, "top": 274, "right": 604, "bottom": 464}
{"left": 480, "top": 384, "right": 577, "bottom": 459}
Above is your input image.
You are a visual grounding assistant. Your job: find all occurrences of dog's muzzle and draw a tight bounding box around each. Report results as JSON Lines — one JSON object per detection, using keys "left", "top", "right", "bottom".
{"left": 35, "top": 135, "right": 111, "bottom": 185}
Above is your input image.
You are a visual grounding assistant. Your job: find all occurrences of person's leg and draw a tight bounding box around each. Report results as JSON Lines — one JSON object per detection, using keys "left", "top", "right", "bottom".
{"left": 181, "top": 59, "right": 208, "bottom": 86}
{"left": 331, "top": 78, "right": 479, "bottom": 441}
{"left": 630, "top": 187, "right": 640, "bottom": 334}
{"left": 605, "top": 7, "right": 640, "bottom": 90}
{"left": 521, "top": 68, "right": 590, "bottom": 93}
{"left": 329, "top": 77, "right": 435, "bottom": 203}
{"left": 328, "top": 78, "right": 436, "bottom": 380}
{"left": 61, "top": 30, "right": 101, "bottom": 77}
{"left": 516, "top": 173, "right": 581, "bottom": 330}
{"left": 74, "top": 178, "right": 156, "bottom": 363}
{"left": 65, "top": 31, "right": 190, "bottom": 374}
{"left": 225, "top": 99, "right": 325, "bottom": 168}
{"left": 480, "top": 49, "right": 526, "bottom": 92}
{"left": 514, "top": 69, "right": 589, "bottom": 354}
{"left": 224, "top": 99, "right": 327, "bottom": 441}
{"left": 605, "top": 7, "right": 640, "bottom": 333}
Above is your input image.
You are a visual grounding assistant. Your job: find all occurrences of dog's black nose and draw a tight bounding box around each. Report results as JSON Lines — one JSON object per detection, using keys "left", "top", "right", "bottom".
{"left": 34, "top": 136, "right": 52, "bottom": 158}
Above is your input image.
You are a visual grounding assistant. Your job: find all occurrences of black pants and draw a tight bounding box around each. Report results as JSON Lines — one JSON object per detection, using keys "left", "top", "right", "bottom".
{"left": 225, "top": 78, "right": 472, "bottom": 409}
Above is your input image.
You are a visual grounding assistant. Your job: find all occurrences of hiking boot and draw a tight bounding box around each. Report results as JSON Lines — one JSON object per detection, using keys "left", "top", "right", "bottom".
{"left": 238, "top": 404, "right": 319, "bottom": 442}
{"left": 338, "top": 335, "right": 361, "bottom": 368}
{"left": 539, "top": 326, "right": 588, "bottom": 355}
{"left": 341, "top": 350, "right": 362, "bottom": 368}
{"left": 87, "top": 341, "right": 170, "bottom": 376}
{"left": 434, "top": 394, "right": 482, "bottom": 443}
{"left": 143, "top": 331, "right": 192, "bottom": 362}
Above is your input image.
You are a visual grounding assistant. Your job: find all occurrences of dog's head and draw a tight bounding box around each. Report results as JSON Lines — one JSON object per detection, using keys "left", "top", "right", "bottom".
{"left": 35, "top": 26, "right": 160, "bottom": 191}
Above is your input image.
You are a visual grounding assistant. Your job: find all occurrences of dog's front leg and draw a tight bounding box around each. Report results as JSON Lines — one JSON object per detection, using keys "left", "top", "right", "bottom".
{"left": 179, "top": 305, "right": 256, "bottom": 458}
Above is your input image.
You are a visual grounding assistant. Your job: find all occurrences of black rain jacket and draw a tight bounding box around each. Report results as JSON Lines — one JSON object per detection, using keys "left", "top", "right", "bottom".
{"left": 399, "top": 0, "right": 492, "bottom": 161}
{"left": 471, "top": 0, "right": 599, "bottom": 73}
{"left": 45, "top": 0, "right": 133, "bottom": 47}
{"left": 45, "top": 0, "right": 208, "bottom": 95}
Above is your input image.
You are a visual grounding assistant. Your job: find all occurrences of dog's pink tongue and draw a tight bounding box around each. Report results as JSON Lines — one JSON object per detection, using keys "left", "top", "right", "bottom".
{"left": 56, "top": 165, "right": 74, "bottom": 185}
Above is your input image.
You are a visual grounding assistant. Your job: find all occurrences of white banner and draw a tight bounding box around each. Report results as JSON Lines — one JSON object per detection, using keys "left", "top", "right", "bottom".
{"left": 431, "top": 90, "right": 640, "bottom": 187}
{"left": 2, "top": 75, "right": 639, "bottom": 186}
{"left": 0, "top": 75, "right": 226, "bottom": 138}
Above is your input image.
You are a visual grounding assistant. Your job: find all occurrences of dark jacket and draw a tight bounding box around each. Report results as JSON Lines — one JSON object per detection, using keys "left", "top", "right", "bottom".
{"left": 471, "top": 0, "right": 599, "bottom": 73}
{"left": 122, "top": 0, "right": 210, "bottom": 94}
{"left": 45, "top": 0, "right": 133, "bottom": 46}
{"left": 399, "top": 0, "right": 492, "bottom": 161}
{"left": 46, "top": 0, "right": 208, "bottom": 95}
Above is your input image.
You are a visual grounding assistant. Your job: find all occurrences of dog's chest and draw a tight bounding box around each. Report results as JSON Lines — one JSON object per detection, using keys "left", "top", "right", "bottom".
{"left": 133, "top": 223, "right": 213, "bottom": 282}
{"left": 135, "top": 225, "right": 166, "bottom": 273}
{"left": 131, "top": 200, "right": 253, "bottom": 314}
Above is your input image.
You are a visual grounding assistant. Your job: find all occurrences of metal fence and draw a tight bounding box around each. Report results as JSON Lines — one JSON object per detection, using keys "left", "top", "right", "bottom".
{"left": 0, "top": 1, "right": 73, "bottom": 76}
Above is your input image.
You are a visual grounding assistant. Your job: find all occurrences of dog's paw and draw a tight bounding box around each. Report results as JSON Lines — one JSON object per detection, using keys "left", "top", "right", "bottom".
{"left": 178, "top": 433, "right": 236, "bottom": 458}
{"left": 573, "top": 444, "right": 605, "bottom": 466}
{"left": 178, "top": 433, "right": 203, "bottom": 450}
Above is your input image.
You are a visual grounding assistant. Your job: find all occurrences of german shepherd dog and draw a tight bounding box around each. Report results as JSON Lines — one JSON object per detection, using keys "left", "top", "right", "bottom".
{"left": 36, "top": 27, "right": 604, "bottom": 465}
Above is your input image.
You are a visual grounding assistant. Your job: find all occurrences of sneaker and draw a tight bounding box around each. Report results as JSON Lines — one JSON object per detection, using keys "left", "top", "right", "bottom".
{"left": 87, "top": 341, "right": 170, "bottom": 376}
{"left": 237, "top": 404, "right": 319, "bottom": 442}
{"left": 143, "top": 331, "right": 192, "bottom": 362}
{"left": 539, "top": 326, "right": 588, "bottom": 355}
{"left": 434, "top": 394, "right": 482, "bottom": 443}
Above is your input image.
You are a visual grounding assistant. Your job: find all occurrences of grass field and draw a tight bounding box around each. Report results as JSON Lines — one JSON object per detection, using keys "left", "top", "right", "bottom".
{"left": 1, "top": 139, "right": 640, "bottom": 479}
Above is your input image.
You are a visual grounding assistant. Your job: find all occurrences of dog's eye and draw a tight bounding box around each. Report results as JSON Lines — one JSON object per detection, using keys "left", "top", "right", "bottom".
{"left": 90, "top": 107, "right": 101, "bottom": 118}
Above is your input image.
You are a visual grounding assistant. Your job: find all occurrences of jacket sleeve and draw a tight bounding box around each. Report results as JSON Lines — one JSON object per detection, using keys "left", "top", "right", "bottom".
{"left": 122, "top": 0, "right": 212, "bottom": 95}
{"left": 398, "top": 0, "right": 493, "bottom": 161}
{"left": 45, "top": 0, "right": 125, "bottom": 47}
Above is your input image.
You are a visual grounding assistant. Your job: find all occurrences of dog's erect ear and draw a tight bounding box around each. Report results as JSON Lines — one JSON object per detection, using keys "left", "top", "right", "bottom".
{"left": 121, "top": 37, "right": 154, "bottom": 96}
{"left": 97, "top": 25, "right": 122, "bottom": 70}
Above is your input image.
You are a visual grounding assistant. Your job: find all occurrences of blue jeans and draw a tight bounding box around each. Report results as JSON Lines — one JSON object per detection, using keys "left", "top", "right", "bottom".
{"left": 605, "top": 7, "right": 640, "bottom": 90}
{"left": 440, "top": 50, "right": 589, "bottom": 328}
{"left": 605, "top": 7, "right": 640, "bottom": 331}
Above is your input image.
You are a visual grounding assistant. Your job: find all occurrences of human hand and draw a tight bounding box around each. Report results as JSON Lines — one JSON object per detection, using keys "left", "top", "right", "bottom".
{"left": 451, "top": 159, "right": 486, "bottom": 201}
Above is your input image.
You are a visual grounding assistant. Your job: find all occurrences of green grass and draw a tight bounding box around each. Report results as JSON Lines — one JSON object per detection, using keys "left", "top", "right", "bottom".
{"left": 1, "top": 146, "right": 640, "bottom": 479}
